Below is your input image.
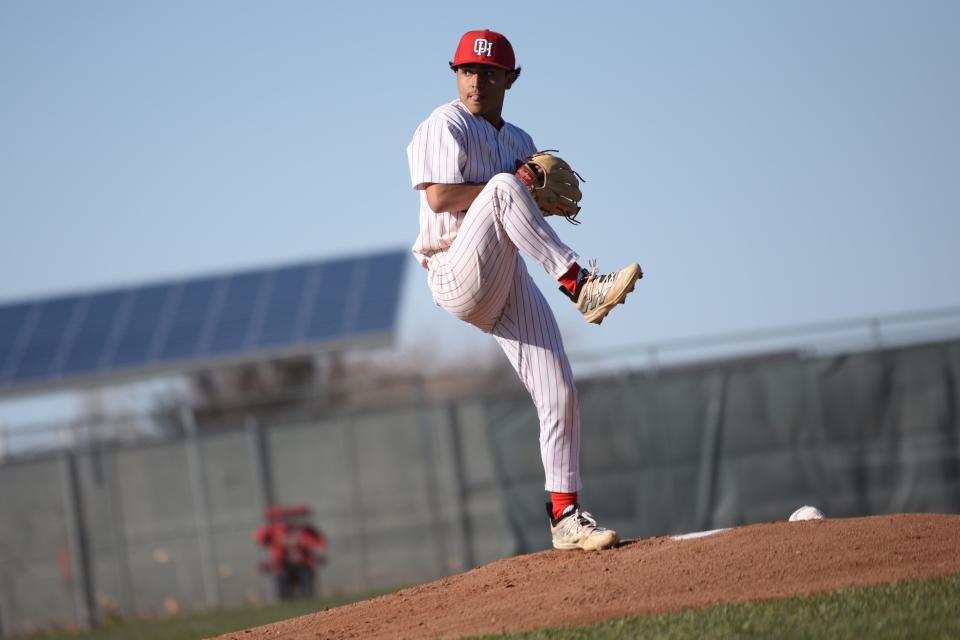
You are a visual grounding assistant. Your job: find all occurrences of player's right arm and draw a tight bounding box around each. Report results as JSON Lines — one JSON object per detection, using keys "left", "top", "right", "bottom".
{"left": 408, "top": 110, "right": 474, "bottom": 212}
{"left": 422, "top": 183, "right": 485, "bottom": 213}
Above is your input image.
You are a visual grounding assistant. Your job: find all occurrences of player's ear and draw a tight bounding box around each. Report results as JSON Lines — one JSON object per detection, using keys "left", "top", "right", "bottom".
{"left": 506, "top": 67, "right": 521, "bottom": 89}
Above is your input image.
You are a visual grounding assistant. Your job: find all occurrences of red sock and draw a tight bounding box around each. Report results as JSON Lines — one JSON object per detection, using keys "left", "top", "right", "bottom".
{"left": 550, "top": 491, "right": 578, "bottom": 520}
{"left": 558, "top": 263, "right": 581, "bottom": 295}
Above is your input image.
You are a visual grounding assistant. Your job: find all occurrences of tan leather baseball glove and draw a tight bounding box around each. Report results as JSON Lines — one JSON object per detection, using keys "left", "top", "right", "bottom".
{"left": 515, "top": 150, "right": 585, "bottom": 223}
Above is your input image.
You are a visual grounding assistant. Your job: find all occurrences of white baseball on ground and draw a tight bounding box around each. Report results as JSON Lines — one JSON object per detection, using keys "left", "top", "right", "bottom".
{"left": 789, "top": 505, "right": 825, "bottom": 521}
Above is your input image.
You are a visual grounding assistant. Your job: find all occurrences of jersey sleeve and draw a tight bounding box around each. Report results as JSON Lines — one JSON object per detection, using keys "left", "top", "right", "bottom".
{"left": 407, "top": 116, "right": 465, "bottom": 190}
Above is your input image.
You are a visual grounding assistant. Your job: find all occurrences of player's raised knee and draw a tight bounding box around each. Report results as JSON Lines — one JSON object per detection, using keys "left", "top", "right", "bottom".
{"left": 487, "top": 172, "right": 524, "bottom": 191}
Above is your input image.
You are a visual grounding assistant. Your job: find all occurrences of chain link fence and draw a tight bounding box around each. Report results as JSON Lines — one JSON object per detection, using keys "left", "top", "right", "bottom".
{"left": 1, "top": 310, "right": 959, "bottom": 636}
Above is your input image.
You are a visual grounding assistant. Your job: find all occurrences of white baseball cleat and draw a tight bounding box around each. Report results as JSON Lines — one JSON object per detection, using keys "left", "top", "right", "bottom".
{"left": 548, "top": 503, "right": 619, "bottom": 551}
{"left": 563, "top": 261, "right": 643, "bottom": 324}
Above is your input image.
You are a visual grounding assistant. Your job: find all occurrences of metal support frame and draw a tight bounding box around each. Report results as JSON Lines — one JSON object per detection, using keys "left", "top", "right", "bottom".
{"left": 415, "top": 378, "right": 449, "bottom": 578}
{"left": 181, "top": 407, "right": 222, "bottom": 610}
{"left": 245, "top": 416, "right": 277, "bottom": 603}
{"left": 95, "top": 441, "right": 136, "bottom": 616}
{"left": 59, "top": 450, "right": 96, "bottom": 630}
{"left": 446, "top": 402, "right": 475, "bottom": 570}
{"left": 342, "top": 417, "right": 371, "bottom": 588}
{"left": 0, "top": 548, "right": 15, "bottom": 638}
{"left": 693, "top": 371, "right": 729, "bottom": 531}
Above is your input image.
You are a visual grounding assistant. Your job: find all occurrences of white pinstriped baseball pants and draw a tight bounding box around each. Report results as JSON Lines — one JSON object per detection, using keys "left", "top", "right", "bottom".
{"left": 428, "top": 174, "right": 582, "bottom": 492}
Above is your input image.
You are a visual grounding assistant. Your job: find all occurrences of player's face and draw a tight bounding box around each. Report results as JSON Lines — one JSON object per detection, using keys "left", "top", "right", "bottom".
{"left": 456, "top": 64, "right": 516, "bottom": 125}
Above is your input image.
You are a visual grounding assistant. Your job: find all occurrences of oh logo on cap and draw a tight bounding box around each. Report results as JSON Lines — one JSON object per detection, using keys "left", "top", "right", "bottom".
{"left": 473, "top": 38, "right": 494, "bottom": 57}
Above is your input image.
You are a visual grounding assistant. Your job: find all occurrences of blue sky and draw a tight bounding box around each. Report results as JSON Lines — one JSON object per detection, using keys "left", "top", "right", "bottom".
{"left": 1, "top": 1, "right": 959, "bottom": 422}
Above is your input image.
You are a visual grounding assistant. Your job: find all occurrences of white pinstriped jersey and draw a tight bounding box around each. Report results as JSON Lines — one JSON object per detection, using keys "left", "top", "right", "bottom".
{"left": 407, "top": 100, "right": 537, "bottom": 268}
{"left": 404, "top": 99, "right": 583, "bottom": 493}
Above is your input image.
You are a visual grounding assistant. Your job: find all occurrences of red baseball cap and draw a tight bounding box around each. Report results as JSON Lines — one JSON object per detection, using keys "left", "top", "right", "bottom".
{"left": 451, "top": 29, "right": 516, "bottom": 71}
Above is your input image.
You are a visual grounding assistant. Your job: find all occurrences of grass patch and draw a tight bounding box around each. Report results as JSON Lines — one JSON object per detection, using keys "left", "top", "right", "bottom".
{"left": 474, "top": 574, "right": 960, "bottom": 639}
{"left": 32, "top": 588, "right": 395, "bottom": 640}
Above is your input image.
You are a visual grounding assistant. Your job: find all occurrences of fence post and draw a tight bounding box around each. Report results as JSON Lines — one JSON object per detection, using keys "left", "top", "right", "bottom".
{"left": 342, "top": 418, "right": 371, "bottom": 589}
{"left": 415, "top": 377, "right": 449, "bottom": 578}
{"left": 445, "top": 401, "right": 475, "bottom": 571}
{"left": 181, "top": 407, "right": 221, "bottom": 610}
{"left": 801, "top": 362, "right": 833, "bottom": 516}
{"left": 245, "top": 417, "right": 276, "bottom": 603}
{"left": 59, "top": 450, "right": 96, "bottom": 630}
{"left": 693, "top": 371, "right": 728, "bottom": 531}
{"left": 0, "top": 557, "right": 13, "bottom": 638}
{"left": 93, "top": 437, "right": 136, "bottom": 618}
{"left": 0, "top": 424, "right": 8, "bottom": 637}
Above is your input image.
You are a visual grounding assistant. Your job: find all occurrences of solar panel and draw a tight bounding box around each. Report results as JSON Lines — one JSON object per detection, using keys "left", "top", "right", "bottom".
{"left": 206, "top": 271, "right": 266, "bottom": 356}
{"left": 60, "top": 290, "right": 128, "bottom": 375}
{"left": 108, "top": 284, "right": 171, "bottom": 369}
{"left": 257, "top": 264, "right": 311, "bottom": 348}
{"left": 157, "top": 277, "right": 220, "bottom": 362}
{"left": 12, "top": 296, "right": 84, "bottom": 382}
{"left": 0, "top": 303, "right": 34, "bottom": 378}
{"left": 0, "top": 250, "right": 408, "bottom": 396}
{"left": 354, "top": 252, "right": 406, "bottom": 333}
{"left": 304, "top": 259, "right": 356, "bottom": 341}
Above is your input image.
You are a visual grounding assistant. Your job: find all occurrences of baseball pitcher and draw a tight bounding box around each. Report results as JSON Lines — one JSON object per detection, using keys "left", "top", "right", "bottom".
{"left": 407, "top": 29, "right": 643, "bottom": 551}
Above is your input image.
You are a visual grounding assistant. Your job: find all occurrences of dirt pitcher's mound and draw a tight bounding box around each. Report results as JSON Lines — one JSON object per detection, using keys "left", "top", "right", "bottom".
{"left": 214, "top": 513, "right": 960, "bottom": 640}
